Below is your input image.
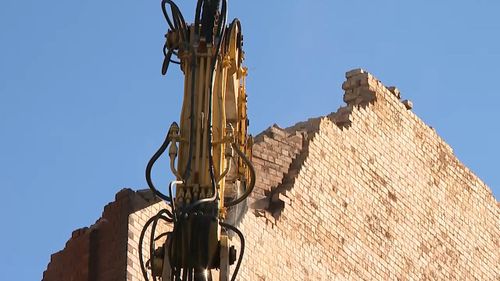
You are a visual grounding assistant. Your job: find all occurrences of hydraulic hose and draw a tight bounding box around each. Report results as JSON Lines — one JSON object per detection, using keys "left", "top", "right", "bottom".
{"left": 161, "top": 0, "right": 188, "bottom": 76}
{"left": 162, "top": 0, "right": 189, "bottom": 40}
{"left": 161, "top": 0, "right": 175, "bottom": 30}
{"left": 150, "top": 216, "right": 160, "bottom": 280}
{"left": 151, "top": 209, "right": 175, "bottom": 280}
{"left": 162, "top": 48, "right": 174, "bottom": 75}
{"left": 146, "top": 129, "right": 173, "bottom": 202}
{"left": 194, "top": 0, "right": 203, "bottom": 35}
{"left": 139, "top": 216, "right": 156, "bottom": 281}
{"left": 219, "top": 222, "right": 245, "bottom": 281}
{"left": 139, "top": 210, "right": 174, "bottom": 281}
{"left": 206, "top": 0, "right": 228, "bottom": 200}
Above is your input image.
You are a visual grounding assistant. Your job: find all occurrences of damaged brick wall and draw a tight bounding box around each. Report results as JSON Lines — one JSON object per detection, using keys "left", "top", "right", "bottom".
{"left": 237, "top": 69, "right": 499, "bottom": 280}
{"left": 42, "top": 189, "right": 167, "bottom": 281}
{"left": 42, "top": 69, "right": 499, "bottom": 280}
{"left": 42, "top": 227, "right": 91, "bottom": 280}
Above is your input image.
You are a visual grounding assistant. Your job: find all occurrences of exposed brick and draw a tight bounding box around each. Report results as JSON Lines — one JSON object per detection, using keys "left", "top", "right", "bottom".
{"left": 236, "top": 69, "right": 499, "bottom": 280}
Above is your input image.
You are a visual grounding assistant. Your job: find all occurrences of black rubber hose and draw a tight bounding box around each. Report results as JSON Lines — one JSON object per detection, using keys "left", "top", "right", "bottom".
{"left": 162, "top": 0, "right": 189, "bottom": 41}
{"left": 170, "top": 1, "right": 189, "bottom": 40}
{"left": 170, "top": 4, "right": 180, "bottom": 30}
{"left": 224, "top": 143, "right": 255, "bottom": 207}
{"left": 194, "top": 0, "right": 203, "bottom": 35}
{"left": 214, "top": 0, "right": 226, "bottom": 45}
{"left": 150, "top": 222, "right": 159, "bottom": 280}
{"left": 162, "top": 48, "right": 173, "bottom": 75}
{"left": 139, "top": 216, "right": 155, "bottom": 281}
{"left": 161, "top": 46, "right": 180, "bottom": 76}
{"left": 171, "top": 4, "right": 188, "bottom": 41}
{"left": 154, "top": 232, "right": 169, "bottom": 241}
{"left": 167, "top": 236, "right": 176, "bottom": 281}
{"left": 219, "top": 222, "right": 244, "bottom": 281}
{"left": 161, "top": 0, "right": 175, "bottom": 30}
{"left": 200, "top": 0, "right": 221, "bottom": 43}
{"left": 139, "top": 212, "right": 173, "bottom": 281}
{"left": 146, "top": 129, "right": 173, "bottom": 202}
{"left": 206, "top": 0, "right": 227, "bottom": 198}
{"left": 150, "top": 209, "right": 174, "bottom": 280}
{"left": 169, "top": 1, "right": 187, "bottom": 30}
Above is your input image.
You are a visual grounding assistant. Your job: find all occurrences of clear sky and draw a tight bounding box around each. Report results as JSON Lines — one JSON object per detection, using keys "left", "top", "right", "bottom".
{"left": 1, "top": 1, "right": 499, "bottom": 280}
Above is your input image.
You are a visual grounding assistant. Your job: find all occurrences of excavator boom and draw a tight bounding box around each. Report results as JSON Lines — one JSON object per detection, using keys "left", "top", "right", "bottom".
{"left": 141, "top": 1, "right": 254, "bottom": 280}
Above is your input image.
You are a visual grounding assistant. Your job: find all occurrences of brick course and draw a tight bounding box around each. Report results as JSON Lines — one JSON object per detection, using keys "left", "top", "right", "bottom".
{"left": 43, "top": 69, "right": 499, "bottom": 280}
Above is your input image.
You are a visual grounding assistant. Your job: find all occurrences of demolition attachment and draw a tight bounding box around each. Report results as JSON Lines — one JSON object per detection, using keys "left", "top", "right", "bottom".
{"left": 140, "top": 1, "right": 254, "bottom": 280}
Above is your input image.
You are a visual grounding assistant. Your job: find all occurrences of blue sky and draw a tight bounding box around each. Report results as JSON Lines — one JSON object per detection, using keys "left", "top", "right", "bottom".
{"left": 1, "top": 1, "right": 499, "bottom": 280}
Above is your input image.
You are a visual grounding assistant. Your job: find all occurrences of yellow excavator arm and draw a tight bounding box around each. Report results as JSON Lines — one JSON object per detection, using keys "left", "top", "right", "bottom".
{"left": 141, "top": 1, "right": 254, "bottom": 280}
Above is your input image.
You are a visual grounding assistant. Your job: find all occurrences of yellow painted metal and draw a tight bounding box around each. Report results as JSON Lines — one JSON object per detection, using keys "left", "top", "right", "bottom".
{"left": 170, "top": 22, "right": 251, "bottom": 216}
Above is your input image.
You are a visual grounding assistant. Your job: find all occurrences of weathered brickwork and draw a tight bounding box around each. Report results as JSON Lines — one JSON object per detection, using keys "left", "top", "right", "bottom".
{"left": 42, "top": 227, "right": 91, "bottom": 281}
{"left": 249, "top": 125, "right": 306, "bottom": 212}
{"left": 237, "top": 69, "right": 499, "bottom": 280}
{"left": 43, "top": 69, "right": 499, "bottom": 280}
{"left": 42, "top": 189, "right": 166, "bottom": 281}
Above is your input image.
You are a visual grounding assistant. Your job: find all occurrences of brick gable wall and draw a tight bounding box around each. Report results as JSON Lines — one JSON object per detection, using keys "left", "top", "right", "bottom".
{"left": 236, "top": 69, "right": 499, "bottom": 280}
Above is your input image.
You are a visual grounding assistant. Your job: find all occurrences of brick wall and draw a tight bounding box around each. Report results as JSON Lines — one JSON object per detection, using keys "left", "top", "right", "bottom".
{"left": 237, "top": 69, "right": 499, "bottom": 280}
{"left": 42, "top": 227, "right": 91, "bottom": 281}
{"left": 42, "top": 189, "right": 165, "bottom": 281}
{"left": 43, "top": 69, "right": 499, "bottom": 280}
{"left": 127, "top": 200, "right": 170, "bottom": 281}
